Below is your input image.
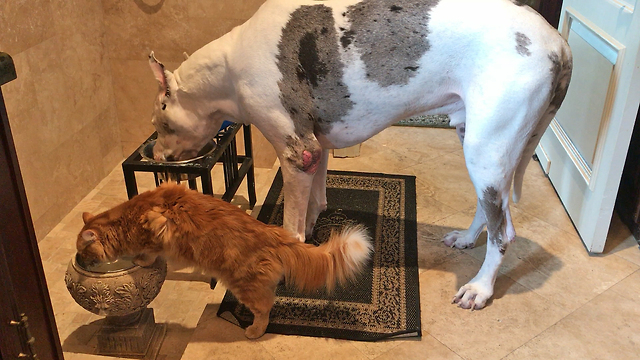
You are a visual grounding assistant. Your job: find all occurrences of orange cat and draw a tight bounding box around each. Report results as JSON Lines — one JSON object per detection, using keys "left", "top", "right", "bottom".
{"left": 76, "top": 183, "right": 371, "bottom": 339}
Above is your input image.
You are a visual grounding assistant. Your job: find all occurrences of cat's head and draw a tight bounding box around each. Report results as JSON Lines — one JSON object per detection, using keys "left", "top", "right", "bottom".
{"left": 76, "top": 212, "right": 120, "bottom": 267}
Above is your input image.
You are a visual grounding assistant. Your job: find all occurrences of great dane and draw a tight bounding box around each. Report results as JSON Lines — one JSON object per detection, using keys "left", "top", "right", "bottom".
{"left": 147, "top": 0, "right": 572, "bottom": 310}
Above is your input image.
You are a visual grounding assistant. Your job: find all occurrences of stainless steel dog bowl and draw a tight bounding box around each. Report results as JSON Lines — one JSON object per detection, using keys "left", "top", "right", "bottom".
{"left": 139, "top": 139, "right": 217, "bottom": 181}
{"left": 139, "top": 139, "right": 216, "bottom": 164}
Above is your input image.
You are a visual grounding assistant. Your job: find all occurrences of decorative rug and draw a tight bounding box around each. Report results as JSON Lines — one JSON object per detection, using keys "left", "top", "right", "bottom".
{"left": 217, "top": 170, "right": 421, "bottom": 341}
{"left": 395, "top": 114, "right": 452, "bottom": 128}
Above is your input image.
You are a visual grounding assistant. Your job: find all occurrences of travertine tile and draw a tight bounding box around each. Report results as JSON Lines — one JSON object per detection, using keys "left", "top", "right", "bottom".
{"left": 511, "top": 161, "right": 577, "bottom": 234}
{"left": 180, "top": 304, "right": 276, "bottom": 360}
{"left": 504, "top": 288, "right": 640, "bottom": 360}
{"left": 373, "top": 335, "right": 462, "bottom": 360}
{"left": 328, "top": 141, "right": 416, "bottom": 175}
{"left": 110, "top": 59, "right": 163, "bottom": 146}
{"left": 103, "top": 0, "right": 247, "bottom": 62}
{"left": 605, "top": 213, "right": 640, "bottom": 266}
{"left": 34, "top": 125, "right": 640, "bottom": 360}
{"left": 0, "top": 0, "right": 54, "bottom": 54}
{"left": 258, "top": 333, "right": 369, "bottom": 360}
{"left": 462, "top": 206, "right": 638, "bottom": 313}
{"left": 406, "top": 151, "right": 477, "bottom": 211}
{"left": 608, "top": 269, "right": 640, "bottom": 302}
{"left": 368, "top": 126, "right": 460, "bottom": 164}
{"left": 415, "top": 181, "right": 459, "bottom": 226}
{"left": 419, "top": 254, "right": 566, "bottom": 360}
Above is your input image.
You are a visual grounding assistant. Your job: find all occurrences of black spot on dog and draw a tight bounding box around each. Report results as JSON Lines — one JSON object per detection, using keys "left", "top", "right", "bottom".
{"left": 298, "top": 32, "right": 328, "bottom": 87}
{"left": 548, "top": 49, "right": 573, "bottom": 113}
{"left": 515, "top": 32, "right": 532, "bottom": 57}
{"left": 277, "top": 5, "right": 354, "bottom": 136}
{"left": 481, "top": 187, "right": 507, "bottom": 254}
{"left": 344, "top": 0, "right": 441, "bottom": 87}
{"left": 340, "top": 30, "right": 356, "bottom": 48}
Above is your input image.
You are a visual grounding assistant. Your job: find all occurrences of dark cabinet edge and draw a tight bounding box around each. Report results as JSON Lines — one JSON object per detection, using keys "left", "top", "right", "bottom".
{"left": 0, "top": 53, "right": 17, "bottom": 86}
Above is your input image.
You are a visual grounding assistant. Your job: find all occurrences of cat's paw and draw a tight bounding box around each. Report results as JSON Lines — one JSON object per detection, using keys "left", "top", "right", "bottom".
{"left": 244, "top": 324, "right": 267, "bottom": 339}
{"left": 132, "top": 253, "right": 157, "bottom": 267}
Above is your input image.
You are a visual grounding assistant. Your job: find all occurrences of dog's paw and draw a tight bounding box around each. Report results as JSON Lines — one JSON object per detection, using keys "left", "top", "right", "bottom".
{"left": 244, "top": 324, "right": 267, "bottom": 339}
{"left": 451, "top": 282, "right": 493, "bottom": 310}
{"left": 442, "top": 230, "right": 476, "bottom": 249}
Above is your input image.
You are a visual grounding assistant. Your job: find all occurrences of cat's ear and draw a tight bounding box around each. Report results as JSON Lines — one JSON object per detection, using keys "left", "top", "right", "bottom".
{"left": 142, "top": 207, "right": 170, "bottom": 241}
{"left": 82, "top": 212, "right": 94, "bottom": 224}
{"left": 79, "top": 229, "right": 97, "bottom": 250}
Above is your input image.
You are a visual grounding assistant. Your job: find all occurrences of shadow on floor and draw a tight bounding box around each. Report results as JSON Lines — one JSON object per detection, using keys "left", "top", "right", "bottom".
{"left": 417, "top": 222, "right": 563, "bottom": 301}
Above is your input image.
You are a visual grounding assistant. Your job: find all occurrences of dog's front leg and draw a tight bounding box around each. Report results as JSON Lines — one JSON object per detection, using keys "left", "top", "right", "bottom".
{"left": 305, "top": 149, "right": 329, "bottom": 237}
{"left": 280, "top": 159, "right": 315, "bottom": 242}
{"left": 275, "top": 132, "right": 324, "bottom": 242}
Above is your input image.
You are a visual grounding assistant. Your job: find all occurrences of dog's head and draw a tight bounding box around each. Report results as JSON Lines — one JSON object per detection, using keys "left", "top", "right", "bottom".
{"left": 148, "top": 52, "right": 226, "bottom": 161}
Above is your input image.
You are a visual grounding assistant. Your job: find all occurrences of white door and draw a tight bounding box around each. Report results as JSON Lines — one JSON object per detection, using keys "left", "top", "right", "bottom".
{"left": 535, "top": 0, "right": 640, "bottom": 253}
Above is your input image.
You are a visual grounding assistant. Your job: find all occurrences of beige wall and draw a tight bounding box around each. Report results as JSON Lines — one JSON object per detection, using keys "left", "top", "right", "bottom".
{"left": 0, "top": 0, "right": 122, "bottom": 240}
{"left": 0, "top": 0, "right": 275, "bottom": 240}
{"left": 104, "top": 0, "right": 276, "bottom": 165}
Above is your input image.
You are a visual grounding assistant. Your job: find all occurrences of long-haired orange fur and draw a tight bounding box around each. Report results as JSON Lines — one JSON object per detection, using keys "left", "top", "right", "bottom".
{"left": 76, "top": 183, "right": 372, "bottom": 339}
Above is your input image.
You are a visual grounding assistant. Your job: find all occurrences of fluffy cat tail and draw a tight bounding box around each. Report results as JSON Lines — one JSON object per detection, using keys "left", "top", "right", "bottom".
{"left": 280, "top": 225, "right": 372, "bottom": 293}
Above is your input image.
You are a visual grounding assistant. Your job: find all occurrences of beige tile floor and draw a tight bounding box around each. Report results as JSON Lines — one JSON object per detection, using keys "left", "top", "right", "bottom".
{"left": 38, "top": 127, "right": 640, "bottom": 360}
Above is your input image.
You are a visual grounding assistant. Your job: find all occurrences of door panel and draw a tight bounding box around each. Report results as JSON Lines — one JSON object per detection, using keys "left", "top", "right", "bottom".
{"left": 0, "top": 53, "right": 63, "bottom": 359}
{"left": 535, "top": 1, "right": 640, "bottom": 252}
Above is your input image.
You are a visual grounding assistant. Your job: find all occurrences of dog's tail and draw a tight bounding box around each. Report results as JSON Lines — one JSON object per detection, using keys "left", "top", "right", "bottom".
{"left": 278, "top": 225, "right": 372, "bottom": 293}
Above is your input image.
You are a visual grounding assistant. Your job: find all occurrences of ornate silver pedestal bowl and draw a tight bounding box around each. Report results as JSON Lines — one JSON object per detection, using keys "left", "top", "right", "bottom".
{"left": 65, "top": 254, "right": 167, "bottom": 358}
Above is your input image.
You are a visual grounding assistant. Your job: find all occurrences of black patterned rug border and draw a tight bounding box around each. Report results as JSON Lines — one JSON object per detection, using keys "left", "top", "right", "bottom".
{"left": 218, "top": 169, "right": 421, "bottom": 341}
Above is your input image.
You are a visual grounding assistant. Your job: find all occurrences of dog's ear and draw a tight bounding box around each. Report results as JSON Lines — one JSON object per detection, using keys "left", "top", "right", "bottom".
{"left": 82, "top": 212, "right": 94, "bottom": 224}
{"left": 78, "top": 229, "right": 97, "bottom": 251}
{"left": 149, "top": 51, "right": 174, "bottom": 98}
{"left": 142, "top": 206, "right": 171, "bottom": 241}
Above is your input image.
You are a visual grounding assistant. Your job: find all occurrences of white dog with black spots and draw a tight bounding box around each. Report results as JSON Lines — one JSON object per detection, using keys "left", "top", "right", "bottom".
{"left": 147, "top": 0, "right": 572, "bottom": 310}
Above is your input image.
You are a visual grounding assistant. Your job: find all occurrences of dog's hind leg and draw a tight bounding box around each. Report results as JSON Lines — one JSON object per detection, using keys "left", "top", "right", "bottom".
{"left": 449, "top": 75, "right": 548, "bottom": 309}
{"left": 443, "top": 199, "right": 486, "bottom": 249}
{"left": 444, "top": 109, "right": 488, "bottom": 249}
{"left": 452, "top": 137, "right": 519, "bottom": 310}
{"left": 305, "top": 149, "right": 329, "bottom": 237}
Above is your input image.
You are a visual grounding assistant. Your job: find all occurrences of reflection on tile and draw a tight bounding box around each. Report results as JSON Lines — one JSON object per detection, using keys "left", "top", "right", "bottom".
{"left": 512, "top": 161, "right": 576, "bottom": 234}
{"left": 181, "top": 304, "right": 276, "bottom": 360}
{"left": 258, "top": 333, "right": 368, "bottom": 360}
{"left": 420, "top": 255, "right": 566, "bottom": 360}
{"left": 407, "top": 151, "right": 477, "bottom": 211}
{"left": 504, "top": 288, "right": 640, "bottom": 360}
{"left": 485, "top": 207, "right": 637, "bottom": 313}
{"left": 374, "top": 335, "right": 463, "bottom": 360}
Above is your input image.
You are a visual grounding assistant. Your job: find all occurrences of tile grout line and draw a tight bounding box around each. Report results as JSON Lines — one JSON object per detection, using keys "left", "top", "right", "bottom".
{"left": 498, "top": 268, "right": 638, "bottom": 360}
